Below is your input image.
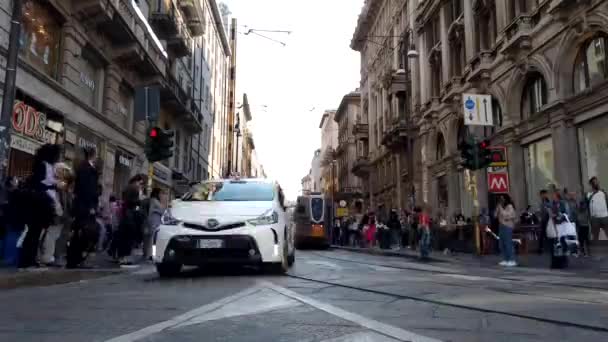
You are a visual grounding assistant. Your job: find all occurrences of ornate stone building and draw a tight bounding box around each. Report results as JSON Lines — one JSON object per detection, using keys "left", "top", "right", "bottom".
{"left": 351, "top": 0, "right": 419, "bottom": 220}
{"left": 352, "top": 0, "right": 608, "bottom": 241}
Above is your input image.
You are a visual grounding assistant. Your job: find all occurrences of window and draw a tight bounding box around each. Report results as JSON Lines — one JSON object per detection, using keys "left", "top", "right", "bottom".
{"left": 521, "top": 73, "right": 547, "bottom": 119}
{"left": 484, "top": 99, "right": 504, "bottom": 137}
{"left": 436, "top": 133, "right": 446, "bottom": 161}
{"left": 448, "top": 0, "right": 463, "bottom": 23}
{"left": 430, "top": 58, "right": 442, "bottom": 97}
{"left": 79, "top": 46, "right": 105, "bottom": 109}
{"left": 118, "top": 83, "right": 134, "bottom": 131}
{"left": 183, "top": 181, "right": 275, "bottom": 202}
{"left": 174, "top": 130, "right": 181, "bottom": 169}
{"left": 574, "top": 36, "right": 608, "bottom": 93}
{"left": 19, "top": 0, "right": 62, "bottom": 78}
{"left": 524, "top": 138, "right": 555, "bottom": 208}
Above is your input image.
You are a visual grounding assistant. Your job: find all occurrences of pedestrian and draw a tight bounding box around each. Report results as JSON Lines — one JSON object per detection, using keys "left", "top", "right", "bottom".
{"left": 548, "top": 190, "right": 569, "bottom": 269}
{"left": 537, "top": 189, "right": 551, "bottom": 254}
{"left": 388, "top": 209, "right": 401, "bottom": 249}
{"left": 106, "top": 195, "right": 120, "bottom": 259}
{"left": 18, "top": 144, "right": 61, "bottom": 269}
{"left": 39, "top": 162, "right": 71, "bottom": 266}
{"left": 495, "top": 194, "right": 517, "bottom": 267}
{"left": 409, "top": 207, "right": 420, "bottom": 250}
{"left": 577, "top": 191, "right": 591, "bottom": 257}
{"left": 419, "top": 204, "right": 432, "bottom": 260}
{"left": 365, "top": 213, "right": 377, "bottom": 248}
{"left": 587, "top": 176, "right": 608, "bottom": 245}
{"left": 67, "top": 147, "right": 100, "bottom": 269}
{"left": 54, "top": 165, "right": 74, "bottom": 266}
{"left": 117, "top": 174, "right": 146, "bottom": 265}
{"left": 1, "top": 177, "right": 26, "bottom": 266}
{"left": 146, "top": 187, "right": 164, "bottom": 260}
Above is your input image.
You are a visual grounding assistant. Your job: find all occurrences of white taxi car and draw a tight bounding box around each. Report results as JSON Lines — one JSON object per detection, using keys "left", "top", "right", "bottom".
{"left": 152, "top": 178, "right": 295, "bottom": 277}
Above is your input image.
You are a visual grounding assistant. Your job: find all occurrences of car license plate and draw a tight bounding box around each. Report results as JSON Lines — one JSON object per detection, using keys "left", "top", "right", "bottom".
{"left": 197, "top": 239, "right": 223, "bottom": 249}
{"left": 312, "top": 225, "right": 324, "bottom": 237}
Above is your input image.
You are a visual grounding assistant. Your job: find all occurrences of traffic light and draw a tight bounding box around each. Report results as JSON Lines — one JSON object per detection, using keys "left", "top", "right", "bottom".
{"left": 145, "top": 127, "right": 175, "bottom": 162}
{"left": 458, "top": 136, "right": 478, "bottom": 170}
{"left": 478, "top": 139, "right": 492, "bottom": 169}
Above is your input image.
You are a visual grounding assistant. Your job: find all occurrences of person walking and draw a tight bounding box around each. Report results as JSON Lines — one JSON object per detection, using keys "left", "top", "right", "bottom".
{"left": 117, "top": 175, "right": 145, "bottom": 265}
{"left": 67, "top": 147, "right": 100, "bottom": 269}
{"left": 577, "top": 191, "right": 591, "bottom": 257}
{"left": 39, "top": 162, "right": 71, "bottom": 265}
{"left": 495, "top": 194, "right": 517, "bottom": 267}
{"left": 419, "top": 204, "right": 432, "bottom": 260}
{"left": 587, "top": 177, "right": 608, "bottom": 244}
{"left": 388, "top": 210, "right": 401, "bottom": 249}
{"left": 18, "top": 144, "right": 61, "bottom": 269}
{"left": 145, "top": 188, "right": 164, "bottom": 260}
{"left": 537, "top": 189, "right": 551, "bottom": 254}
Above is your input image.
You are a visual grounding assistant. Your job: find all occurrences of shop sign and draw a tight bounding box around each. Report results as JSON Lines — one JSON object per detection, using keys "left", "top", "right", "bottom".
{"left": 78, "top": 136, "right": 97, "bottom": 150}
{"left": 77, "top": 125, "right": 103, "bottom": 153}
{"left": 117, "top": 152, "right": 133, "bottom": 168}
{"left": 12, "top": 100, "right": 47, "bottom": 142}
{"left": 10, "top": 134, "right": 41, "bottom": 155}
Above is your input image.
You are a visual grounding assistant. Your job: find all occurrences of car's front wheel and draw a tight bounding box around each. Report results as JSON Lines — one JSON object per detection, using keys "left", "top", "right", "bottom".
{"left": 156, "top": 263, "right": 182, "bottom": 278}
{"left": 264, "top": 241, "right": 289, "bottom": 275}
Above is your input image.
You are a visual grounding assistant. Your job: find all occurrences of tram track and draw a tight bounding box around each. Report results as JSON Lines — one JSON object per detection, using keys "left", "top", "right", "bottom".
{"left": 310, "top": 251, "right": 608, "bottom": 292}
{"left": 284, "top": 272, "right": 608, "bottom": 334}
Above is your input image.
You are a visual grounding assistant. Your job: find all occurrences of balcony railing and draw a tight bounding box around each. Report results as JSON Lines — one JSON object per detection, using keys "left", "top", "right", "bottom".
{"left": 351, "top": 156, "right": 370, "bottom": 177}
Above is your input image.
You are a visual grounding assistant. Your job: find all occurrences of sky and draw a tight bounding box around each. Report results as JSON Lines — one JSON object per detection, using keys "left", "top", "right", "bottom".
{"left": 221, "top": 0, "right": 363, "bottom": 200}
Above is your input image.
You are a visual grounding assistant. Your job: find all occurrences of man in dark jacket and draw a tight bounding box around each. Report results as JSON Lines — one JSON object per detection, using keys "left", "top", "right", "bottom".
{"left": 117, "top": 174, "right": 146, "bottom": 265}
{"left": 67, "top": 147, "right": 99, "bottom": 268}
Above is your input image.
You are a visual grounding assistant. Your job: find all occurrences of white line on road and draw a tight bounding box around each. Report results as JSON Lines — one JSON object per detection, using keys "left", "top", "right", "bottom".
{"left": 260, "top": 281, "right": 443, "bottom": 342}
{"left": 103, "top": 286, "right": 263, "bottom": 342}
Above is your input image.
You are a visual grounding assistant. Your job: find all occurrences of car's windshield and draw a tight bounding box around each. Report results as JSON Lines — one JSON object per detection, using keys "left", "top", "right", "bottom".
{"left": 181, "top": 181, "right": 275, "bottom": 201}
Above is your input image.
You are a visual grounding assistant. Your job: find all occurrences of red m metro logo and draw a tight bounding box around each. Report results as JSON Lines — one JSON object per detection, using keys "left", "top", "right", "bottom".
{"left": 488, "top": 173, "right": 509, "bottom": 193}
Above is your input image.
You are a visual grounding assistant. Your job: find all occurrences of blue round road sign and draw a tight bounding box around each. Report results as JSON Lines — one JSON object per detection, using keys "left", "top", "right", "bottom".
{"left": 465, "top": 98, "right": 475, "bottom": 110}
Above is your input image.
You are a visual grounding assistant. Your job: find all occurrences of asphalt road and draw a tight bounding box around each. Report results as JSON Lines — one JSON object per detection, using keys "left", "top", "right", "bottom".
{"left": 1, "top": 249, "right": 608, "bottom": 342}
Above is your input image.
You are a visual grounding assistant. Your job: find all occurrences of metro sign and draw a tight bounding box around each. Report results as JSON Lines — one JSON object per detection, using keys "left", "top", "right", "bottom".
{"left": 488, "top": 172, "right": 509, "bottom": 193}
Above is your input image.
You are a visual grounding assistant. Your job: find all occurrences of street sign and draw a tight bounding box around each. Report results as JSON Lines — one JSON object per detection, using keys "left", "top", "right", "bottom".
{"left": 463, "top": 93, "right": 493, "bottom": 126}
{"left": 488, "top": 146, "right": 507, "bottom": 167}
{"left": 339, "top": 200, "right": 347, "bottom": 207}
{"left": 336, "top": 207, "right": 349, "bottom": 217}
{"left": 488, "top": 172, "right": 509, "bottom": 193}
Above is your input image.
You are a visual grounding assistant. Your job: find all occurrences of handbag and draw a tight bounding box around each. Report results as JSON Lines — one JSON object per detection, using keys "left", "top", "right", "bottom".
{"left": 546, "top": 218, "right": 557, "bottom": 238}
{"left": 556, "top": 214, "right": 577, "bottom": 237}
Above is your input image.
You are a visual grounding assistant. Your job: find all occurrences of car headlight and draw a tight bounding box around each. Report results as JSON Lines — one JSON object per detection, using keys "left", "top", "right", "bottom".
{"left": 161, "top": 209, "right": 181, "bottom": 226}
{"left": 247, "top": 209, "right": 279, "bottom": 226}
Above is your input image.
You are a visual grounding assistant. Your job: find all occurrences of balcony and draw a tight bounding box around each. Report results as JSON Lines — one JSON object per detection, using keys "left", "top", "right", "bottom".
{"left": 353, "top": 122, "right": 369, "bottom": 140}
{"left": 72, "top": 0, "right": 114, "bottom": 25}
{"left": 167, "top": 21, "right": 194, "bottom": 57}
{"left": 158, "top": 74, "right": 202, "bottom": 133}
{"left": 78, "top": 0, "right": 166, "bottom": 77}
{"left": 381, "top": 118, "right": 409, "bottom": 150}
{"left": 179, "top": 0, "right": 205, "bottom": 36}
{"left": 150, "top": 0, "right": 181, "bottom": 38}
{"left": 500, "top": 15, "right": 535, "bottom": 58}
{"left": 351, "top": 156, "right": 370, "bottom": 177}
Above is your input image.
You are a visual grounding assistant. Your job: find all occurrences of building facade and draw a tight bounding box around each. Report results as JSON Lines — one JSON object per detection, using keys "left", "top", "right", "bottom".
{"left": 334, "top": 90, "right": 364, "bottom": 207}
{"left": 349, "top": 0, "right": 608, "bottom": 241}
{"left": 319, "top": 110, "right": 338, "bottom": 196}
{"left": 351, "top": 0, "right": 415, "bottom": 221}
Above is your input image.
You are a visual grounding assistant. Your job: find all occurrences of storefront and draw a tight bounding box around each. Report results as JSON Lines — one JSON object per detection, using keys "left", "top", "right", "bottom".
{"left": 8, "top": 91, "right": 64, "bottom": 179}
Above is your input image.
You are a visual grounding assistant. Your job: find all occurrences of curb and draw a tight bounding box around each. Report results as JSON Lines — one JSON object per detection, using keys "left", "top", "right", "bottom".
{"left": 0, "top": 268, "right": 126, "bottom": 290}
{"left": 330, "top": 245, "right": 444, "bottom": 263}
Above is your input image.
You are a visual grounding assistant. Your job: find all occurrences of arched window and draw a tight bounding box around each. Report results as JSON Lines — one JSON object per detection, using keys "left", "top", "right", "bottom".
{"left": 521, "top": 72, "right": 547, "bottom": 119}
{"left": 574, "top": 35, "right": 608, "bottom": 93}
{"left": 436, "top": 133, "right": 446, "bottom": 161}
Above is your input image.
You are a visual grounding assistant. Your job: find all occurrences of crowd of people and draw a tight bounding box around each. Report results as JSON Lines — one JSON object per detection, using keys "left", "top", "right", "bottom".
{"left": 332, "top": 176, "right": 608, "bottom": 268}
{"left": 0, "top": 144, "right": 168, "bottom": 270}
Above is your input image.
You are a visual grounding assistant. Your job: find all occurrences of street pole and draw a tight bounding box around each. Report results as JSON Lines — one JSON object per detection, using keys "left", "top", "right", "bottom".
{"left": 0, "top": 0, "right": 22, "bottom": 202}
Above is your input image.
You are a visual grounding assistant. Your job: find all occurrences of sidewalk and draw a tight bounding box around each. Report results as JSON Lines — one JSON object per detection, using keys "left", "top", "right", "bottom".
{"left": 331, "top": 245, "right": 608, "bottom": 274}
{"left": 0, "top": 251, "right": 148, "bottom": 290}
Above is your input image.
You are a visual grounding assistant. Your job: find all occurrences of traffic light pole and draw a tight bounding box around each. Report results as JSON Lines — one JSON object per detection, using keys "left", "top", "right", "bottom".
{"left": 145, "top": 89, "right": 153, "bottom": 196}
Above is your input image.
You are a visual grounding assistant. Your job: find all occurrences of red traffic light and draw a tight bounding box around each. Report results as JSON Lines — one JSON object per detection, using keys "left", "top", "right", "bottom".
{"left": 149, "top": 128, "right": 158, "bottom": 138}
{"left": 479, "top": 140, "right": 489, "bottom": 149}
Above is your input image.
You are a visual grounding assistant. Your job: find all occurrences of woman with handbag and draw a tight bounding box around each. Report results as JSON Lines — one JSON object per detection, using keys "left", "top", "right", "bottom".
{"left": 495, "top": 195, "right": 517, "bottom": 267}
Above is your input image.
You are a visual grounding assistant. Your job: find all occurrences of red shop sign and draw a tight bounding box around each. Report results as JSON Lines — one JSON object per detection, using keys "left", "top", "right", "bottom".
{"left": 12, "top": 100, "right": 47, "bottom": 142}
